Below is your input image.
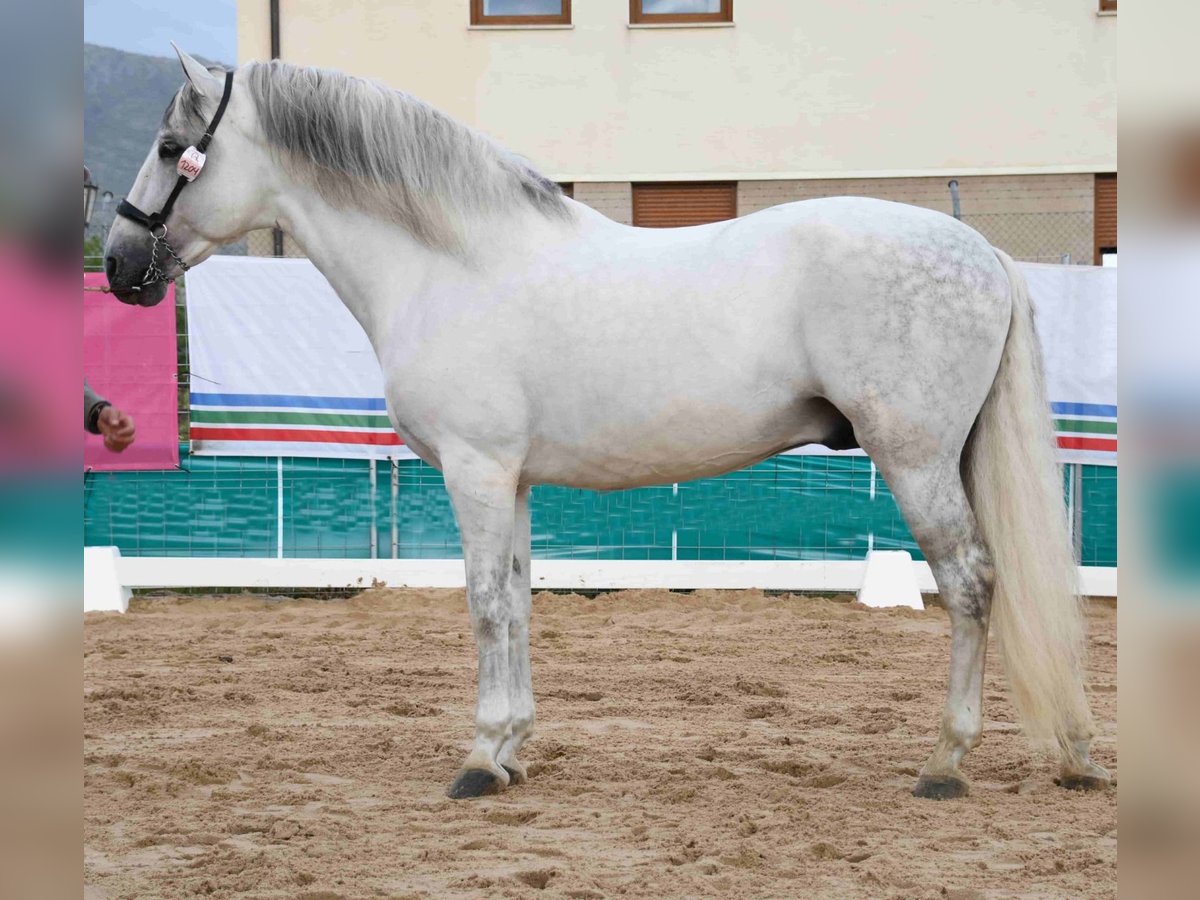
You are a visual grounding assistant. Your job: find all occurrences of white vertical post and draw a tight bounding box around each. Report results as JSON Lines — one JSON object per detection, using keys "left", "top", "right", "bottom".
{"left": 276, "top": 457, "right": 284, "bottom": 559}
{"left": 858, "top": 550, "right": 923, "bottom": 609}
{"left": 368, "top": 457, "right": 378, "bottom": 560}
{"left": 1070, "top": 465, "right": 1080, "bottom": 542}
{"left": 671, "top": 482, "right": 679, "bottom": 562}
{"left": 867, "top": 461, "right": 877, "bottom": 552}
{"left": 1070, "top": 463, "right": 1084, "bottom": 563}
{"left": 391, "top": 458, "right": 399, "bottom": 560}
{"left": 84, "top": 546, "right": 131, "bottom": 613}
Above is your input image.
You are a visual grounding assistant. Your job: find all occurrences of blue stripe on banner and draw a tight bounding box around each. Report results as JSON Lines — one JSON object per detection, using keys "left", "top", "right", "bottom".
{"left": 191, "top": 393, "right": 387, "bottom": 411}
{"left": 191, "top": 395, "right": 1114, "bottom": 422}
{"left": 1051, "top": 401, "right": 1117, "bottom": 418}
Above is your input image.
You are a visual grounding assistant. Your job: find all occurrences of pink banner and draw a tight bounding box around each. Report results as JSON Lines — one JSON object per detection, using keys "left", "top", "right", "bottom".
{"left": 84, "top": 273, "right": 179, "bottom": 471}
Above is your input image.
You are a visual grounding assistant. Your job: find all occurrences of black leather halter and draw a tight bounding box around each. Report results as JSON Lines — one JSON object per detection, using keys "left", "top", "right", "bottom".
{"left": 116, "top": 70, "right": 234, "bottom": 280}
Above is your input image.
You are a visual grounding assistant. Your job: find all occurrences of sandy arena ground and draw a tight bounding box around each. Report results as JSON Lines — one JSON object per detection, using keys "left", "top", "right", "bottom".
{"left": 84, "top": 589, "right": 1117, "bottom": 899}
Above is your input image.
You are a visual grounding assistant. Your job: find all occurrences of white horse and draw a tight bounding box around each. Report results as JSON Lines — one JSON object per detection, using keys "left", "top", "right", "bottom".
{"left": 105, "top": 49, "right": 1110, "bottom": 800}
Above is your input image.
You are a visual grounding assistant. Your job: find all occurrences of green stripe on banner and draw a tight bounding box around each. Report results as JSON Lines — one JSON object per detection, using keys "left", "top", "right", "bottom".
{"left": 1054, "top": 418, "right": 1117, "bottom": 435}
{"left": 191, "top": 409, "right": 394, "bottom": 428}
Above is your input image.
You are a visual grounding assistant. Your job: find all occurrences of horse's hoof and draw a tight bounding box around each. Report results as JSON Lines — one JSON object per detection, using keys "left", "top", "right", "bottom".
{"left": 502, "top": 764, "right": 527, "bottom": 786}
{"left": 446, "top": 768, "right": 504, "bottom": 799}
{"left": 1056, "top": 773, "right": 1111, "bottom": 792}
{"left": 913, "top": 774, "right": 970, "bottom": 800}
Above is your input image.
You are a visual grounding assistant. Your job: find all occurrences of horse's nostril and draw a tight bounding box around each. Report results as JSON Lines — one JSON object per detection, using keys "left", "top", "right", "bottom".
{"left": 105, "top": 255, "right": 119, "bottom": 282}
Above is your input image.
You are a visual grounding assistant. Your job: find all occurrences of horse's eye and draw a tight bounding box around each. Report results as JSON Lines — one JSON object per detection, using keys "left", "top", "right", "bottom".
{"left": 158, "top": 142, "right": 182, "bottom": 160}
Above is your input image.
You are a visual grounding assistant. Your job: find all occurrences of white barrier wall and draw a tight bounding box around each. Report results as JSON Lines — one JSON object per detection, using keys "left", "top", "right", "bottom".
{"left": 83, "top": 551, "right": 1117, "bottom": 613}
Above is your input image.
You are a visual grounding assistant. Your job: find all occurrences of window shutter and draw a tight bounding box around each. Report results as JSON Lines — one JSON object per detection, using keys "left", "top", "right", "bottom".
{"left": 632, "top": 182, "right": 737, "bottom": 228}
{"left": 1094, "top": 174, "right": 1117, "bottom": 264}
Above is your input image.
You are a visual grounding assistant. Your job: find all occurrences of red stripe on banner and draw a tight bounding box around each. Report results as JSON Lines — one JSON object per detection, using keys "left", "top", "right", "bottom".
{"left": 1057, "top": 436, "right": 1117, "bottom": 452}
{"left": 191, "top": 427, "right": 403, "bottom": 446}
{"left": 196, "top": 430, "right": 1112, "bottom": 453}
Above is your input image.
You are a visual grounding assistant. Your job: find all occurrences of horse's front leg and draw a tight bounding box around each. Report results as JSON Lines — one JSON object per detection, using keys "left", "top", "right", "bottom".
{"left": 497, "top": 485, "right": 533, "bottom": 785}
{"left": 443, "top": 459, "right": 518, "bottom": 799}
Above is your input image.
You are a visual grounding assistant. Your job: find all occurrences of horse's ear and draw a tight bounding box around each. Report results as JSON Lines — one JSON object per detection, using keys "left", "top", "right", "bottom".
{"left": 171, "top": 42, "right": 221, "bottom": 96}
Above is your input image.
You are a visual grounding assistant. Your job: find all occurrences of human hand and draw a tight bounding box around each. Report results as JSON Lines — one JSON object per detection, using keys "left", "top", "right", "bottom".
{"left": 97, "top": 406, "right": 136, "bottom": 452}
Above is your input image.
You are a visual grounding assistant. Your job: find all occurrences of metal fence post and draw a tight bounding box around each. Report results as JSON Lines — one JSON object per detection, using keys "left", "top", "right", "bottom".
{"left": 270, "top": 0, "right": 285, "bottom": 258}
{"left": 867, "top": 461, "right": 877, "bottom": 552}
{"left": 391, "top": 458, "right": 399, "bottom": 559}
{"left": 276, "top": 457, "right": 284, "bottom": 559}
{"left": 369, "top": 457, "right": 378, "bottom": 559}
{"left": 1071, "top": 463, "right": 1084, "bottom": 564}
{"left": 671, "top": 482, "right": 678, "bottom": 561}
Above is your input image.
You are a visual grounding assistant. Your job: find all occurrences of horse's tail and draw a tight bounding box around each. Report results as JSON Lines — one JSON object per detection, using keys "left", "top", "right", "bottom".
{"left": 964, "top": 248, "right": 1093, "bottom": 763}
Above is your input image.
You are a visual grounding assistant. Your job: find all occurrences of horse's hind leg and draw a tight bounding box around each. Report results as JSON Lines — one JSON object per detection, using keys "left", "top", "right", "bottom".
{"left": 497, "top": 486, "right": 534, "bottom": 785}
{"left": 882, "top": 458, "right": 995, "bottom": 800}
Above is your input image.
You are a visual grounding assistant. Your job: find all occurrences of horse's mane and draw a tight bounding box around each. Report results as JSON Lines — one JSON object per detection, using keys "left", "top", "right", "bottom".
{"left": 234, "top": 60, "right": 569, "bottom": 254}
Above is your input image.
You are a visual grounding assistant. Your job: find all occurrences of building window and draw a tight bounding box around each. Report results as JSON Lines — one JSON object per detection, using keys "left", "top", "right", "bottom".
{"left": 471, "top": 0, "right": 571, "bottom": 26}
{"left": 1099, "top": 0, "right": 1117, "bottom": 12}
{"left": 630, "top": 0, "right": 733, "bottom": 25}
{"left": 633, "top": 182, "right": 737, "bottom": 228}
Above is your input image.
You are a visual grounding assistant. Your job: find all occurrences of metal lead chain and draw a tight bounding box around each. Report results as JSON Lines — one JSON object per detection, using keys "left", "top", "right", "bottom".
{"left": 143, "top": 225, "right": 189, "bottom": 287}
{"left": 83, "top": 227, "right": 188, "bottom": 294}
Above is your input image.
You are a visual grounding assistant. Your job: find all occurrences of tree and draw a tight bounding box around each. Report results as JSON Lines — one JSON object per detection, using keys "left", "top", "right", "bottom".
{"left": 84, "top": 234, "right": 104, "bottom": 267}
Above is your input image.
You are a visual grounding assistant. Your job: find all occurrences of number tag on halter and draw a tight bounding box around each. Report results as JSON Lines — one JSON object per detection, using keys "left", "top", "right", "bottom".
{"left": 177, "top": 146, "right": 206, "bottom": 182}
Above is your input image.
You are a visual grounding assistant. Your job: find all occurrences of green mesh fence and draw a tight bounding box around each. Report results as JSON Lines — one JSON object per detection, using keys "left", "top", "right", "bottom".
{"left": 83, "top": 449, "right": 1117, "bottom": 566}
{"left": 1078, "top": 464, "right": 1118, "bottom": 571}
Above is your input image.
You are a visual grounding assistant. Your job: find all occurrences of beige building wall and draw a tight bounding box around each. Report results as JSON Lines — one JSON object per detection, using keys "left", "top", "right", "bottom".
{"left": 736, "top": 174, "right": 1095, "bottom": 218}
{"left": 739, "top": 173, "right": 1096, "bottom": 264}
{"left": 572, "top": 183, "right": 633, "bottom": 226}
{"left": 248, "top": 173, "right": 1093, "bottom": 263}
{"left": 237, "top": 2, "right": 1116, "bottom": 183}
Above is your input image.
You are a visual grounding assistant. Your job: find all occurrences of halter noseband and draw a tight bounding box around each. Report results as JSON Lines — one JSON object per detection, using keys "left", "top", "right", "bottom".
{"left": 116, "top": 70, "right": 234, "bottom": 285}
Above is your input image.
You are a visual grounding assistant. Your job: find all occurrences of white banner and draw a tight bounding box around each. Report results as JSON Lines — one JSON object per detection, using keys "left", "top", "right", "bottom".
{"left": 1022, "top": 262, "right": 1117, "bottom": 465}
{"left": 186, "top": 257, "right": 412, "bottom": 459}
{"left": 186, "top": 256, "right": 1116, "bottom": 465}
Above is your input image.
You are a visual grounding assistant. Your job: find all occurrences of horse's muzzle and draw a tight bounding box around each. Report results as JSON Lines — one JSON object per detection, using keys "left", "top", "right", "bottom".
{"left": 111, "top": 280, "right": 170, "bottom": 307}
{"left": 105, "top": 253, "right": 170, "bottom": 306}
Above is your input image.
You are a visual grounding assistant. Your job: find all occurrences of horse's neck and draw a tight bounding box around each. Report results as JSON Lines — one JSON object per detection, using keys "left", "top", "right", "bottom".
{"left": 273, "top": 188, "right": 441, "bottom": 341}
{"left": 272, "top": 186, "right": 584, "bottom": 345}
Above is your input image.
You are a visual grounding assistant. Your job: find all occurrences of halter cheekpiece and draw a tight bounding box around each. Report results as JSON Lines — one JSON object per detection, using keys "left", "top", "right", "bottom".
{"left": 116, "top": 70, "right": 235, "bottom": 286}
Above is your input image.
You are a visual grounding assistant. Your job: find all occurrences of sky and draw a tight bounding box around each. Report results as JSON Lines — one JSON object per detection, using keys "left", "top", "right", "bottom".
{"left": 84, "top": 0, "right": 238, "bottom": 64}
